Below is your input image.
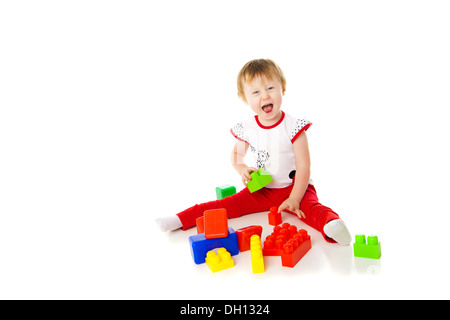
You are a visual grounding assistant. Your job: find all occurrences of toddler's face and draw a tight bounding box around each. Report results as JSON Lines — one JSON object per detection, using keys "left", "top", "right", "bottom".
{"left": 243, "top": 75, "right": 284, "bottom": 125}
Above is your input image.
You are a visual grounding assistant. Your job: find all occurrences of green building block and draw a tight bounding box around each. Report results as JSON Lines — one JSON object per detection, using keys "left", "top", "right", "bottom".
{"left": 353, "top": 234, "right": 381, "bottom": 259}
{"left": 246, "top": 169, "right": 273, "bottom": 193}
{"left": 216, "top": 184, "right": 236, "bottom": 200}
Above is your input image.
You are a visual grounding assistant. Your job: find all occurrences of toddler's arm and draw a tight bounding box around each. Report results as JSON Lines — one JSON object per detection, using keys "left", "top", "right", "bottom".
{"left": 278, "top": 131, "right": 311, "bottom": 218}
{"left": 231, "top": 140, "right": 258, "bottom": 186}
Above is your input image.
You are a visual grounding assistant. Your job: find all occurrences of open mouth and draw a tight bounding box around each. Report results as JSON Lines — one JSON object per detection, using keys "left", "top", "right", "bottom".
{"left": 262, "top": 103, "right": 273, "bottom": 114}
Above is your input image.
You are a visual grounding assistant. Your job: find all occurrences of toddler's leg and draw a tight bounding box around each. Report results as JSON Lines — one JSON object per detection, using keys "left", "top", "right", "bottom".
{"left": 297, "top": 185, "right": 351, "bottom": 245}
{"left": 158, "top": 187, "right": 273, "bottom": 231}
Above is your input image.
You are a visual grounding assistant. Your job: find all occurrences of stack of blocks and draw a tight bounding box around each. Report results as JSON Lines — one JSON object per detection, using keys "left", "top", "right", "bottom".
{"left": 246, "top": 169, "right": 273, "bottom": 193}
{"left": 353, "top": 234, "right": 381, "bottom": 259}
{"left": 189, "top": 208, "right": 239, "bottom": 267}
{"left": 203, "top": 209, "right": 228, "bottom": 239}
{"left": 263, "top": 223, "right": 312, "bottom": 268}
{"left": 189, "top": 196, "right": 316, "bottom": 272}
{"left": 190, "top": 208, "right": 269, "bottom": 274}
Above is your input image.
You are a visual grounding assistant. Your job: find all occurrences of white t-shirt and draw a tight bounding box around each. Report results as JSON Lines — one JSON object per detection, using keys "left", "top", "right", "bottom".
{"left": 231, "top": 111, "right": 312, "bottom": 189}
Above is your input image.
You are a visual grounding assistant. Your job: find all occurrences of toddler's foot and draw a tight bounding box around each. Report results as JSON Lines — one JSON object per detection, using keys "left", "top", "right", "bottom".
{"left": 155, "top": 215, "right": 183, "bottom": 232}
{"left": 324, "top": 219, "right": 351, "bottom": 245}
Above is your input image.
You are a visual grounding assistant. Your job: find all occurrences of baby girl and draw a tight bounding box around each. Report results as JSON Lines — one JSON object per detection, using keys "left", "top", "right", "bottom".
{"left": 156, "top": 59, "right": 351, "bottom": 245}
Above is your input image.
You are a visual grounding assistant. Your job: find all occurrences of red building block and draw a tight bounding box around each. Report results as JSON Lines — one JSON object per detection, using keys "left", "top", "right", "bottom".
{"left": 196, "top": 216, "right": 204, "bottom": 234}
{"left": 280, "top": 229, "right": 311, "bottom": 268}
{"left": 204, "top": 208, "right": 228, "bottom": 239}
{"left": 262, "top": 223, "right": 311, "bottom": 268}
{"left": 236, "top": 225, "right": 263, "bottom": 252}
{"left": 268, "top": 207, "right": 282, "bottom": 226}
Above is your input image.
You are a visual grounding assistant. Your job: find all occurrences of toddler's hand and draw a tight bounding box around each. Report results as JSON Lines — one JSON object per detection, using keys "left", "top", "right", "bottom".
{"left": 239, "top": 166, "right": 258, "bottom": 186}
{"left": 278, "top": 197, "right": 305, "bottom": 219}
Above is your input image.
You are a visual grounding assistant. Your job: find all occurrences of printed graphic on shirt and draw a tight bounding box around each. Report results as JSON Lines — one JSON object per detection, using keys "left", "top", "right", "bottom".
{"left": 231, "top": 122, "right": 247, "bottom": 143}
{"left": 249, "top": 146, "right": 270, "bottom": 171}
{"left": 290, "top": 119, "right": 311, "bottom": 141}
{"left": 256, "top": 150, "right": 270, "bottom": 170}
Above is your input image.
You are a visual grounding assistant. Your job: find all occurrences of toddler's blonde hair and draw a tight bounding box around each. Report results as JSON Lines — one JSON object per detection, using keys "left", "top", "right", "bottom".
{"left": 237, "top": 59, "right": 286, "bottom": 103}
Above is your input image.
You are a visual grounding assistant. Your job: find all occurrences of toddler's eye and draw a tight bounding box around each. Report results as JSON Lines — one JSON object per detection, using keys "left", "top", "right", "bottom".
{"left": 253, "top": 91, "right": 259, "bottom": 95}
{"left": 268, "top": 87, "right": 274, "bottom": 90}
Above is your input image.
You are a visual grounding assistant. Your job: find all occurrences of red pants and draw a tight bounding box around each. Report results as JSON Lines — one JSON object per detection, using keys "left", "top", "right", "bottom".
{"left": 177, "top": 184, "right": 340, "bottom": 243}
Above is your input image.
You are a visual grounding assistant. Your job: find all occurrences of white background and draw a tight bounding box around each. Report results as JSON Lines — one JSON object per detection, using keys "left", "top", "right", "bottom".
{"left": 1, "top": 0, "right": 449, "bottom": 299}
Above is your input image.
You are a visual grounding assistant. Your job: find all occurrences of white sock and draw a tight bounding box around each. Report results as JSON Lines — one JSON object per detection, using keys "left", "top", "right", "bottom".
{"left": 155, "top": 215, "right": 183, "bottom": 232}
{"left": 323, "top": 219, "right": 351, "bottom": 245}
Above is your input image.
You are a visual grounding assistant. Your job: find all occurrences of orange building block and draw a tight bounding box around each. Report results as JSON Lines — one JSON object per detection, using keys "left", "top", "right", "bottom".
{"left": 204, "top": 208, "right": 228, "bottom": 239}
{"left": 268, "top": 207, "right": 282, "bottom": 226}
{"left": 236, "top": 225, "right": 263, "bottom": 252}
{"left": 196, "top": 216, "right": 204, "bottom": 234}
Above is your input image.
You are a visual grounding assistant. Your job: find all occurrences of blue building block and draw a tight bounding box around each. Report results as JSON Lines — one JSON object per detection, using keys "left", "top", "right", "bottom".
{"left": 189, "top": 228, "right": 239, "bottom": 264}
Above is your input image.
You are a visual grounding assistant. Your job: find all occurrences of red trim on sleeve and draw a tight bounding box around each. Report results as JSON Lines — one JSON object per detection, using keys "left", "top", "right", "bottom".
{"left": 230, "top": 129, "right": 249, "bottom": 144}
{"left": 254, "top": 111, "right": 285, "bottom": 129}
{"left": 291, "top": 122, "right": 312, "bottom": 143}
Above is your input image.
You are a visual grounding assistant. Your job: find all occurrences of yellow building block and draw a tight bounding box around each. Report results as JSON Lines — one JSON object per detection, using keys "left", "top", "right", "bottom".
{"left": 250, "top": 235, "right": 265, "bottom": 274}
{"left": 205, "top": 248, "right": 235, "bottom": 273}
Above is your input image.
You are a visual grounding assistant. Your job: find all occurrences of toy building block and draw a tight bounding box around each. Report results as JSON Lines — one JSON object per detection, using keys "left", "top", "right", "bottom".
{"left": 263, "top": 223, "right": 312, "bottom": 268}
{"left": 204, "top": 208, "right": 228, "bottom": 239}
{"left": 353, "top": 234, "right": 381, "bottom": 259}
{"left": 280, "top": 229, "right": 311, "bottom": 268}
{"left": 196, "top": 216, "right": 204, "bottom": 234}
{"left": 205, "top": 248, "right": 235, "bottom": 273}
{"left": 268, "top": 207, "right": 282, "bottom": 226}
{"left": 216, "top": 184, "right": 236, "bottom": 200}
{"left": 236, "top": 225, "right": 263, "bottom": 252}
{"left": 263, "top": 224, "right": 299, "bottom": 256}
{"left": 246, "top": 169, "right": 273, "bottom": 193}
{"left": 189, "top": 228, "right": 239, "bottom": 264}
{"left": 250, "top": 235, "right": 265, "bottom": 273}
